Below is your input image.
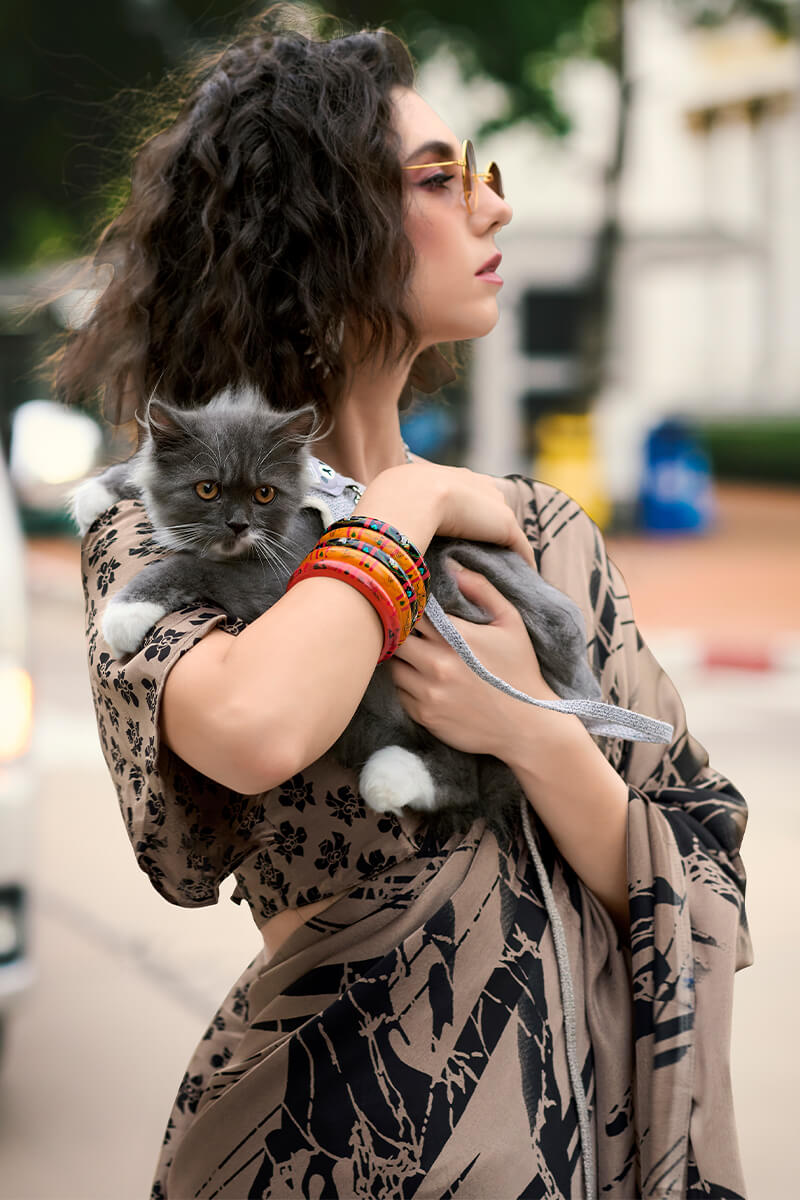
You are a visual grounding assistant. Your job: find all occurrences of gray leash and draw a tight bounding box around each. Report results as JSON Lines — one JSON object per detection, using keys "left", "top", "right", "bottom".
{"left": 303, "top": 456, "right": 673, "bottom": 747}
{"left": 302, "top": 456, "right": 665, "bottom": 1200}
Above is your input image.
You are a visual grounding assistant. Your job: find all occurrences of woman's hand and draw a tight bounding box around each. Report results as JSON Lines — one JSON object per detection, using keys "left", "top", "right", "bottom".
{"left": 356, "top": 462, "right": 537, "bottom": 569}
{"left": 430, "top": 465, "right": 537, "bottom": 569}
{"left": 388, "top": 563, "right": 560, "bottom": 758}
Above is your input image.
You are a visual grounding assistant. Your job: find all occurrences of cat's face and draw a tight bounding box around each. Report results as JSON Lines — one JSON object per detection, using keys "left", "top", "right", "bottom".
{"left": 132, "top": 388, "right": 317, "bottom": 564}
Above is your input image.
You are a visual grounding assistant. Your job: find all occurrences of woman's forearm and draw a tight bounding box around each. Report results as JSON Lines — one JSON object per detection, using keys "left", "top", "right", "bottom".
{"left": 493, "top": 706, "right": 630, "bottom": 936}
{"left": 216, "top": 470, "right": 444, "bottom": 788}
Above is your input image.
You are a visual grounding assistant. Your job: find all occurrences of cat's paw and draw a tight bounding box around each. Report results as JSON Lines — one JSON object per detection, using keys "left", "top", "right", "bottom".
{"left": 102, "top": 598, "right": 167, "bottom": 658}
{"left": 359, "top": 747, "right": 437, "bottom": 815}
{"left": 69, "top": 476, "right": 117, "bottom": 535}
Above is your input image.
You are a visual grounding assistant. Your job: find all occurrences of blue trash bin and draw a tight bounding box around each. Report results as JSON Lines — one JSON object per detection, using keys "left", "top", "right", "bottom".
{"left": 639, "top": 418, "right": 714, "bottom": 534}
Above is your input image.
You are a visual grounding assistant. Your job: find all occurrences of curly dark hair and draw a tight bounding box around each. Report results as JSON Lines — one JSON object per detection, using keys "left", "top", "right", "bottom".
{"left": 52, "top": 4, "right": 453, "bottom": 437}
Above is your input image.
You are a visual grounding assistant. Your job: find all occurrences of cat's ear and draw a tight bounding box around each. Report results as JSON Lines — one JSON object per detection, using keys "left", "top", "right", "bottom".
{"left": 277, "top": 404, "right": 320, "bottom": 444}
{"left": 145, "top": 396, "right": 185, "bottom": 444}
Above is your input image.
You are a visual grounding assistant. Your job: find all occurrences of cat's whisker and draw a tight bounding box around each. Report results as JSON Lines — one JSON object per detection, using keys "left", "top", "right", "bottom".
{"left": 185, "top": 430, "right": 221, "bottom": 469}
{"left": 260, "top": 534, "right": 297, "bottom": 576}
{"left": 260, "top": 527, "right": 296, "bottom": 548}
{"left": 258, "top": 435, "right": 302, "bottom": 469}
{"left": 158, "top": 522, "right": 208, "bottom": 531}
{"left": 252, "top": 534, "right": 291, "bottom": 576}
{"left": 250, "top": 539, "right": 277, "bottom": 580}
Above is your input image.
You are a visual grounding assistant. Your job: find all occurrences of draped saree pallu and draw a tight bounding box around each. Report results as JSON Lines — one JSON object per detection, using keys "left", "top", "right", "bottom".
{"left": 81, "top": 469, "right": 752, "bottom": 1199}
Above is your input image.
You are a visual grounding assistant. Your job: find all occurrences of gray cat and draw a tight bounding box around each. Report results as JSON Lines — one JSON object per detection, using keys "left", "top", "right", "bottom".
{"left": 71, "top": 386, "right": 602, "bottom": 839}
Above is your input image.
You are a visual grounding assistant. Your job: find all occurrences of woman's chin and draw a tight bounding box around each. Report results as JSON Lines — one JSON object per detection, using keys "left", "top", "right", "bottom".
{"left": 435, "top": 306, "right": 501, "bottom": 344}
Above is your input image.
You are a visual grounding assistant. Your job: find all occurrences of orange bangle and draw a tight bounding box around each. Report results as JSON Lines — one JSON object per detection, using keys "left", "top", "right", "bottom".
{"left": 315, "top": 532, "right": 422, "bottom": 623}
{"left": 318, "top": 526, "right": 428, "bottom": 618}
{"left": 325, "top": 516, "right": 430, "bottom": 589}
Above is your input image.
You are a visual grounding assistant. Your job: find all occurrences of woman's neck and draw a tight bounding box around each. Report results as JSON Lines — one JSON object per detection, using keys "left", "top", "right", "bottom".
{"left": 309, "top": 353, "right": 417, "bottom": 484}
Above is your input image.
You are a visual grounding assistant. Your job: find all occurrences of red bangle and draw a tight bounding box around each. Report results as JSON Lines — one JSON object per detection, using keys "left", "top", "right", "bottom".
{"left": 286, "top": 556, "right": 404, "bottom": 662}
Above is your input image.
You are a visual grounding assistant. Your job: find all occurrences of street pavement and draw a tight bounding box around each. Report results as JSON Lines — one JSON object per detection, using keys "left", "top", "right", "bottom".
{"left": 1, "top": 483, "right": 797, "bottom": 1199}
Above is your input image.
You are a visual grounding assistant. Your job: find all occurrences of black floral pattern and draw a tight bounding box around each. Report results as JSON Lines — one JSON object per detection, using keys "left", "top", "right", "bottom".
{"left": 377, "top": 812, "right": 404, "bottom": 840}
{"left": 102, "top": 694, "right": 119, "bottom": 731}
{"left": 95, "top": 555, "right": 121, "bottom": 597}
{"left": 175, "top": 1072, "right": 204, "bottom": 1115}
{"left": 125, "top": 716, "right": 142, "bottom": 757}
{"left": 277, "top": 772, "right": 314, "bottom": 812}
{"left": 86, "top": 528, "right": 118, "bottom": 569}
{"left": 113, "top": 672, "right": 140, "bottom": 708}
{"left": 271, "top": 820, "right": 307, "bottom": 863}
{"left": 253, "top": 850, "right": 286, "bottom": 893}
{"left": 314, "top": 830, "right": 351, "bottom": 877}
{"left": 325, "top": 784, "right": 366, "bottom": 826}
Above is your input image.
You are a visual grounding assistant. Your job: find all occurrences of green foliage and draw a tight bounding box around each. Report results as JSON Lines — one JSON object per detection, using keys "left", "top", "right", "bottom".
{"left": 697, "top": 417, "right": 800, "bottom": 483}
{"left": 2, "top": 0, "right": 268, "bottom": 267}
{"left": 329, "top": 0, "right": 621, "bottom": 137}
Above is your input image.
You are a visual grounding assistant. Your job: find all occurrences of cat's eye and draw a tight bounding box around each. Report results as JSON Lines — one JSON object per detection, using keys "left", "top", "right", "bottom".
{"left": 195, "top": 481, "right": 220, "bottom": 500}
{"left": 254, "top": 485, "right": 276, "bottom": 505}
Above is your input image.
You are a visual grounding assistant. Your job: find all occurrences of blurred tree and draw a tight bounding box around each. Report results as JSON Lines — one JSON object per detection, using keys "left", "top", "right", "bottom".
{"left": 1, "top": 0, "right": 272, "bottom": 267}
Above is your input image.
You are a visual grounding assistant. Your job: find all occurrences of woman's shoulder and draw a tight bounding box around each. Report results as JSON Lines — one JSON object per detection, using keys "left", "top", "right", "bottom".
{"left": 491, "top": 472, "right": 601, "bottom": 557}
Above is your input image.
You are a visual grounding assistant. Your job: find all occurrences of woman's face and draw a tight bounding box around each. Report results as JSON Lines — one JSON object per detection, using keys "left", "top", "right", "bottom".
{"left": 393, "top": 87, "right": 513, "bottom": 348}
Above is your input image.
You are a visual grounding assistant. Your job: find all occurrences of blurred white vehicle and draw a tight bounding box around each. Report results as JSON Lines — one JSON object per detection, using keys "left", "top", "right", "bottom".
{"left": 0, "top": 447, "right": 35, "bottom": 1063}
{"left": 9, "top": 399, "right": 104, "bottom": 534}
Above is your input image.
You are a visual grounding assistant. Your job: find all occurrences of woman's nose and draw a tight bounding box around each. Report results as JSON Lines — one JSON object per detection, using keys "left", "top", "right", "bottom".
{"left": 475, "top": 178, "right": 512, "bottom": 228}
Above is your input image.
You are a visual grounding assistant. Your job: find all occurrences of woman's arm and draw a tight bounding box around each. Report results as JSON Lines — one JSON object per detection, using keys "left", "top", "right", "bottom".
{"left": 162, "top": 462, "right": 533, "bottom": 793}
{"left": 494, "top": 711, "right": 631, "bottom": 934}
{"left": 160, "top": 468, "right": 444, "bottom": 793}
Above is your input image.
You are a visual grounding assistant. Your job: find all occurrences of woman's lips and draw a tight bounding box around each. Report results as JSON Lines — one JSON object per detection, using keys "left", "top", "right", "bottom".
{"left": 476, "top": 252, "right": 503, "bottom": 284}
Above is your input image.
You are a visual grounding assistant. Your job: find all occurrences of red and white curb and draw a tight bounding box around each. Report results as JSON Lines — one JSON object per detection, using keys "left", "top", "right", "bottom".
{"left": 648, "top": 633, "right": 800, "bottom": 674}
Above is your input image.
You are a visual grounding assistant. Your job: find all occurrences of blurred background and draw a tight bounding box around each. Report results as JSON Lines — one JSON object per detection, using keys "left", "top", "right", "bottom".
{"left": 0, "top": 1, "right": 797, "bottom": 1196}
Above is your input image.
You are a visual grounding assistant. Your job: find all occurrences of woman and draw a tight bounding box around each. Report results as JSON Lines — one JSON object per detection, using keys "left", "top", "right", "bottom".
{"left": 60, "top": 8, "right": 752, "bottom": 1197}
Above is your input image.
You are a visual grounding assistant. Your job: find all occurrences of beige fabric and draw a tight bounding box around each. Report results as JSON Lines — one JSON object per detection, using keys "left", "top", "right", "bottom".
{"left": 81, "top": 476, "right": 752, "bottom": 1198}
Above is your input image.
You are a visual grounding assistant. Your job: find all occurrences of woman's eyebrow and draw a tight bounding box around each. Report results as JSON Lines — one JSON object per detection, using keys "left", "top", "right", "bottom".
{"left": 403, "top": 138, "right": 459, "bottom": 164}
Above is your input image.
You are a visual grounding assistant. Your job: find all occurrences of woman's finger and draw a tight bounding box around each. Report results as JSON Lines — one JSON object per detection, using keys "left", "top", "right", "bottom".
{"left": 512, "top": 524, "right": 537, "bottom": 568}
{"left": 450, "top": 565, "right": 506, "bottom": 610}
{"left": 387, "top": 656, "right": 420, "bottom": 695}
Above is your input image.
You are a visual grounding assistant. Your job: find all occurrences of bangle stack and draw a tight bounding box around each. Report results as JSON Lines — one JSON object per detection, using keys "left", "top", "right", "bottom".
{"left": 285, "top": 515, "right": 431, "bottom": 663}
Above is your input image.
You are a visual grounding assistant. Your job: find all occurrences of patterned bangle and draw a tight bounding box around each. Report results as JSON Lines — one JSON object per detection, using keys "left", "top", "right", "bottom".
{"left": 286, "top": 555, "right": 403, "bottom": 662}
{"left": 326, "top": 516, "right": 430, "bottom": 587}
{"left": 316, "top": 534, "right": 421, "bottom": 624}
{"left": 320, "top": 523, "right": 430, "bottom": 613}
{"left": 308, "top": 543, "right": 416, "bottom": 644}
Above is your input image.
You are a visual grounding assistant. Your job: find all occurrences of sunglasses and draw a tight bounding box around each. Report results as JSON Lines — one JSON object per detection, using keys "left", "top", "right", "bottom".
{"left": 402, "top": 138, "right": 504, "bottom": 213}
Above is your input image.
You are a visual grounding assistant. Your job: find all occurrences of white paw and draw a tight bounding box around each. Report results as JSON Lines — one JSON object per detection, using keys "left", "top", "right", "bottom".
{"left": 69, "top": 477, "right": 117, "bottom": 535}
{"left": 102, "top": 599, "right": 167, "bottom": 658}
{"left": 359, "top": 747, "right": 437, "bottom": 815}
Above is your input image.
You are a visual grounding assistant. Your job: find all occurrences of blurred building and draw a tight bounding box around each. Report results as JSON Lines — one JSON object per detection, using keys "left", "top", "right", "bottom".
{"left": 420, "top": 3, "right": 800, "bottom": 511}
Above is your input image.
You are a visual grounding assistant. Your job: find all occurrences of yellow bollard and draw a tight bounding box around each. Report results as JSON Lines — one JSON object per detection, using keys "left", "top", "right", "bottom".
{"left": 533, "top": 413, "right": 612, "bottom": 531}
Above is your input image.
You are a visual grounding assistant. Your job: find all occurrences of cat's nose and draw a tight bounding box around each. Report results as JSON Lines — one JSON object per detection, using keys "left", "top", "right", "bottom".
{"left": 226, "top": 520, "right": 249, "bottom": 536}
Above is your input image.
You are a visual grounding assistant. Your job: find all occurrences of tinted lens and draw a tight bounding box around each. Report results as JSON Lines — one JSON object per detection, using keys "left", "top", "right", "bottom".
{"left": 463, "top": 139, "right": 477, "bottom": 210}
{"left": 487, "top": 161, "right": 504, "bottom": 199}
